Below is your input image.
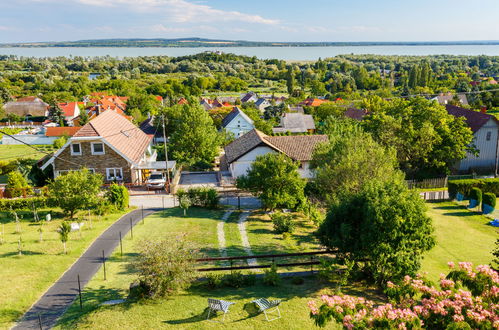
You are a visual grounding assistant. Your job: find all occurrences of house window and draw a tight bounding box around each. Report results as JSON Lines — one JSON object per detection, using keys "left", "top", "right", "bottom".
{"left": 91, "top": 142, "right": 105, "bottom": 155}
{"left": 70, "top": 143, "right": 82, "bottom": 156}
{"left": 486, "top": 131, "right": 492, "bottom": 141}
{"left": 106, "top": 168, "right": 123, "bottom": 181}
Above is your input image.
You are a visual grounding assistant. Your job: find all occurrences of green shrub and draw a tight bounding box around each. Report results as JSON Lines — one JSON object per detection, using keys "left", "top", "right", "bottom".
{"left": 177, "top": 187, "right": 219, "bottom": 209}
{"left": 470, "top": 187, "right": 482, "bottom": 204}
{"left": 263, "top": 264, "right": 281, "bottom": 286}
{"left": 0, "top": 196, "right": 47, "bottom": 211}
{"left": 6, "top": 171, "right": 32, "bottom": 198}
{"left": 270, "top": 212, "right": 295, "bottom": 234}
{"left": 132, "top": 235, "right": 198, "bottom": 298}
{"left": 106, "top": 184, "right": 129, "bottom": 210}
{"left": 53, "top": 135, "right": 68, "bottom": 149}
{"left": 223, "top": 271, "right": 247, "bottom": 288}
{"left": 92, "top": 198, "right": 117, "bottom": 216}
{"left": 483, "top": 192, "right": 496, "bottom": 208}
{"left": 448, "top": 178, "right": 499, "bottom": 199}
{"left": 205, "top": 273, "right": 224, "bottom": 289}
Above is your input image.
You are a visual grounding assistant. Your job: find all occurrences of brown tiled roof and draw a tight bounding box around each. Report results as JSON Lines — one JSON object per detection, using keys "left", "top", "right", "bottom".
{"left": 265, "top": 135, "right": 328, "bottom": 161}
{"left": 74, "top": 110, "right": 152, "bottom": 163}
{"left": 224, "top": 129, "right": 327, "bottom": 163}
{"left": 445, "top": 104, "right": 497, "bottom": 133}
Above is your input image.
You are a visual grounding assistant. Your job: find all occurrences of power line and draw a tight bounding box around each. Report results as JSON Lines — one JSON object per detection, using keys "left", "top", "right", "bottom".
{"left": 0, "top": 130, "right": 84, "bottom": 168}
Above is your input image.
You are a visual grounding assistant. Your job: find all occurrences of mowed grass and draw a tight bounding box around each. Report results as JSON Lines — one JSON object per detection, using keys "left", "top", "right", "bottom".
{"left": 54, "top": 207, "right": 381, "bottom": 330}
{"left": 421, "top": 201, "right": 498, "bottom": 281}
{"left": 0, "top": 144, "right": 53, "bottom": 161}
{"left": 0, "top": 208, "right": 128, "bottom": 329}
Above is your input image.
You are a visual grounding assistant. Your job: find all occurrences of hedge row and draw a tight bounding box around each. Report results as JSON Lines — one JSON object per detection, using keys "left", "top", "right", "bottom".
{"left": 448, "top": 178, "right": 499, "bottom": 199}
{"left": 0, "top": 197, "right": 49, "bottom": 211}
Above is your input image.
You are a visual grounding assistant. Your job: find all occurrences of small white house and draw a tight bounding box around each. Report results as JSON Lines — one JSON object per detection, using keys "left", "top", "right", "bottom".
{"left": 221, "top": 107, "right": 255, "bottom": 138}
{"left": 255, "top": 98, "right": 271, "bottom": 112}
{"left": 446, "top": 104, "right": 499, "bottom": 173}
{"left": 223, "top": 129, "right": 328, "bottom": 179}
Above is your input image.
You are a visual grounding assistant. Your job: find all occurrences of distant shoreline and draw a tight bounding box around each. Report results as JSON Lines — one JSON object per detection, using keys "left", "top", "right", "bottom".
{"left": 1, "top": 38, "right": 499, "bottom": 48}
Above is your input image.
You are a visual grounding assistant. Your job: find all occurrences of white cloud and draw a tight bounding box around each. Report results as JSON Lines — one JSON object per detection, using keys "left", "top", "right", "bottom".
{"left": 31, "top": 0, "right": 278, "bottom": 25}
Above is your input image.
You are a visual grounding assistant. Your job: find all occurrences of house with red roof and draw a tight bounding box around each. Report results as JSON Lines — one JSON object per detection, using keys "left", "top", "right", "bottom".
{"left": 41, "top": 110, "right": 174, "bottom": 184}
{"left": 446, "top": 104, "right": 499, "bottom": 173}
{"left": 299, "top": 98, "right": 327, "bottom": 107}
{"left": 57, "top": 102, "right": 81, "bottom": 125}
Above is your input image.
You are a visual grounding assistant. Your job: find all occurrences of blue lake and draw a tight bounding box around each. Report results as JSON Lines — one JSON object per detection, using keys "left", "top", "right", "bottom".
{"left": 1, "top": 45, "right": 499, "bottom": 61}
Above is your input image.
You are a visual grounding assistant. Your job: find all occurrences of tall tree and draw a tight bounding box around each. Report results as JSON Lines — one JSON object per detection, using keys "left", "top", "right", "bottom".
{"left": 408, "top": 65, "right": 420, "bottom": 89}
{"left": 286, "top": 66, "right": 295, "bottom": 95}
{"left": 237, "top": 153, "right": 305, "bottom": 210}
{"left": 169, "top": 104, "right": 221, "bottom": 167}
{"left": 311, "top": 118, "right": 399, "bottom": 203}
{"left": 48, "top": 169, "right": 103, "bottom": 218}
{"left": 317, "top": 178, "right": 435, "bottom": 284}
{"left": 361, "top": 97, "right": 474, "bottom": 178}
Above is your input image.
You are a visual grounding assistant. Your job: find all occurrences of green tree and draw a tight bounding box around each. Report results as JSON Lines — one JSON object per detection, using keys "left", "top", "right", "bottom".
{"left": 78, "top": 110, "right": 90, "bottom": 126}
{"left": 48, "top": 169, "right": 103, "bottom": 218}
{"left": 408, "top": 65, "right": 420, "bottom": 89}
{"left": 48, "top": 102, "right": 66, "bottom": 126}
{"left": 6, "top": 171, "right": 31, "bottom": 198}
{"left": 169, "top": 105, "right": 221, "bottom": 167}
{"left": 126, "top": 93, "right": 161, "bottom": 119}
{"left": 361, "top": 97, "right": 474, "bottom": 178}
{"left": 317, "top": 178, "right": 435, "bottom": 284}
{"left": 286, "top": 66, "right": 295, "bottom": 95}
{"left": 311, "top": 118, "right": 399, "bottom": 203}
{"left": 237, "top": 153, "right": 305, "bottom": 210}
{"left": 58, "top": 221, "right": 71, "bottom": 254}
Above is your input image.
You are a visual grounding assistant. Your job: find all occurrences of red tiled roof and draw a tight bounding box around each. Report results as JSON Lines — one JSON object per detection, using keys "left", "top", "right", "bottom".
{"left": 299, "top": 98, "right": 327, "bottom": 107}
{"left": 74, "top": 110, "right": 152, "bottom": 163}
{"left": 45, "top": 126, "right": 81, "bottom": 137}
{"left": 58, "top": 102, "right": 79, "bottom": 117}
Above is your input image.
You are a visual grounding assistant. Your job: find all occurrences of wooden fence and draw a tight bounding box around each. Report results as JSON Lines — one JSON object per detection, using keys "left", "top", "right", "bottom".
{"left": 195, "top": 250, "right": 336, "bottom": 272}
{"left": 419, "top": 190, "right": 449, "bottom": 201}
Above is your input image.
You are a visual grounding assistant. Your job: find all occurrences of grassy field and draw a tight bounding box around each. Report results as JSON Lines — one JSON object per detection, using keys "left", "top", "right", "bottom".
{"left": 54, "top": 207, "right": 380, "bottom": 330}
{"left": 52, "top": 201, "right": 498, "bottom": 329}
{"left": 421, "top": 201, "right": 497, "bottom": 281}
{"left": 0, "top": 208, "right": 128, "bottom": 329}
{"left": 0, "top": 144, "right": 53, "bottom": 161}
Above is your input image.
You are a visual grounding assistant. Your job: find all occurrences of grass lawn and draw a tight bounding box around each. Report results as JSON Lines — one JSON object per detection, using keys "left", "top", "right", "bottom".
{"left": 0, "top": 207, "right": 128, "bottom": 329}
{"left": 54, "top": 207, "right": 382, "bottom": 330}
{"left": 421, "top": 201, "right": 498, "bottom": 282}
{"left": 0, "top": 144, "right": 54, "bottom": 161}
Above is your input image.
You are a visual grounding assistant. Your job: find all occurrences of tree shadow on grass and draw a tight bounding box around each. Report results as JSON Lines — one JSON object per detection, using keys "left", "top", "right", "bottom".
{"left": 0, "top": 250, "right": 44, "bottom": 257}
{"left": 0, "top": 308, "right": 23, "bottom": 325}
{"left": 55, "top": 287, "right": 130, "bottom": 330}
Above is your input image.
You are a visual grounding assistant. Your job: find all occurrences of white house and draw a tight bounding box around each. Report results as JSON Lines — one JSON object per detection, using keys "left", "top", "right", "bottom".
{"left": 446, "top": 104, "right": 499, "bottom": 173}
{"left": 240, "top": 92, "right": 258, "bottom": 103}
{"left": 223, "top": 129, "right": 328, "bottom": 179}
{"left": 255, "top": 98, "right": 271, "bottom": 112}
{"left": 221, "top": 107, "right": 255, "bottom": 138}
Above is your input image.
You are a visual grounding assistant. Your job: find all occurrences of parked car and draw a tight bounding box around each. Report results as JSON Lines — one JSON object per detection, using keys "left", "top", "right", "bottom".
{"left": 146, "top": 172, "right": 166, "bottom": 189}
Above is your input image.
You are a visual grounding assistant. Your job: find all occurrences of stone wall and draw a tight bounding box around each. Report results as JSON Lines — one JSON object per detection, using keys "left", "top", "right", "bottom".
{"left": 53, "top": 140, "right": 133, "bottom": 183}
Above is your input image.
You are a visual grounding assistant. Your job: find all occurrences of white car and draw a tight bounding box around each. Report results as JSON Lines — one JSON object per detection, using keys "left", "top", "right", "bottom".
{"left": 146, "top": 172, "right": 166, "bottom": 189}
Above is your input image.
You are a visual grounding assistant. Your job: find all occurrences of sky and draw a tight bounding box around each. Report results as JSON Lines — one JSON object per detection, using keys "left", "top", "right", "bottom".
{"left": 0, "top": 0, "right": 498, "bottom": 43}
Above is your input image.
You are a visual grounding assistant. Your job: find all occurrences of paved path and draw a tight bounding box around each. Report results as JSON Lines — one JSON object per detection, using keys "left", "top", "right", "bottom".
{"left": 237, "top": 211, "right": 258, "bottom": 267}
{"left": 13, "top": 208, "right": 159, "bottom": 330}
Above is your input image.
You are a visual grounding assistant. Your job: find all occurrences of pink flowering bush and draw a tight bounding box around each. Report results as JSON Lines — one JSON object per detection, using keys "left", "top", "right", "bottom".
{"left": 309, "top": 262, "right": 499, "bottom": 329}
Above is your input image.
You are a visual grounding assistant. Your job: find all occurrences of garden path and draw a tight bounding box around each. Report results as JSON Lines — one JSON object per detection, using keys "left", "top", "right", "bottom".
{"left": 238, "top": 211, "right": 258, "bottom": 267}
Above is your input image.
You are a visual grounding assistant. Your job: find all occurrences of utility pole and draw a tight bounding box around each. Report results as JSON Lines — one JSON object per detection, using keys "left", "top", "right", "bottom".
{"left": 162, "top": 114, "right": 171, "bottom": 189}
